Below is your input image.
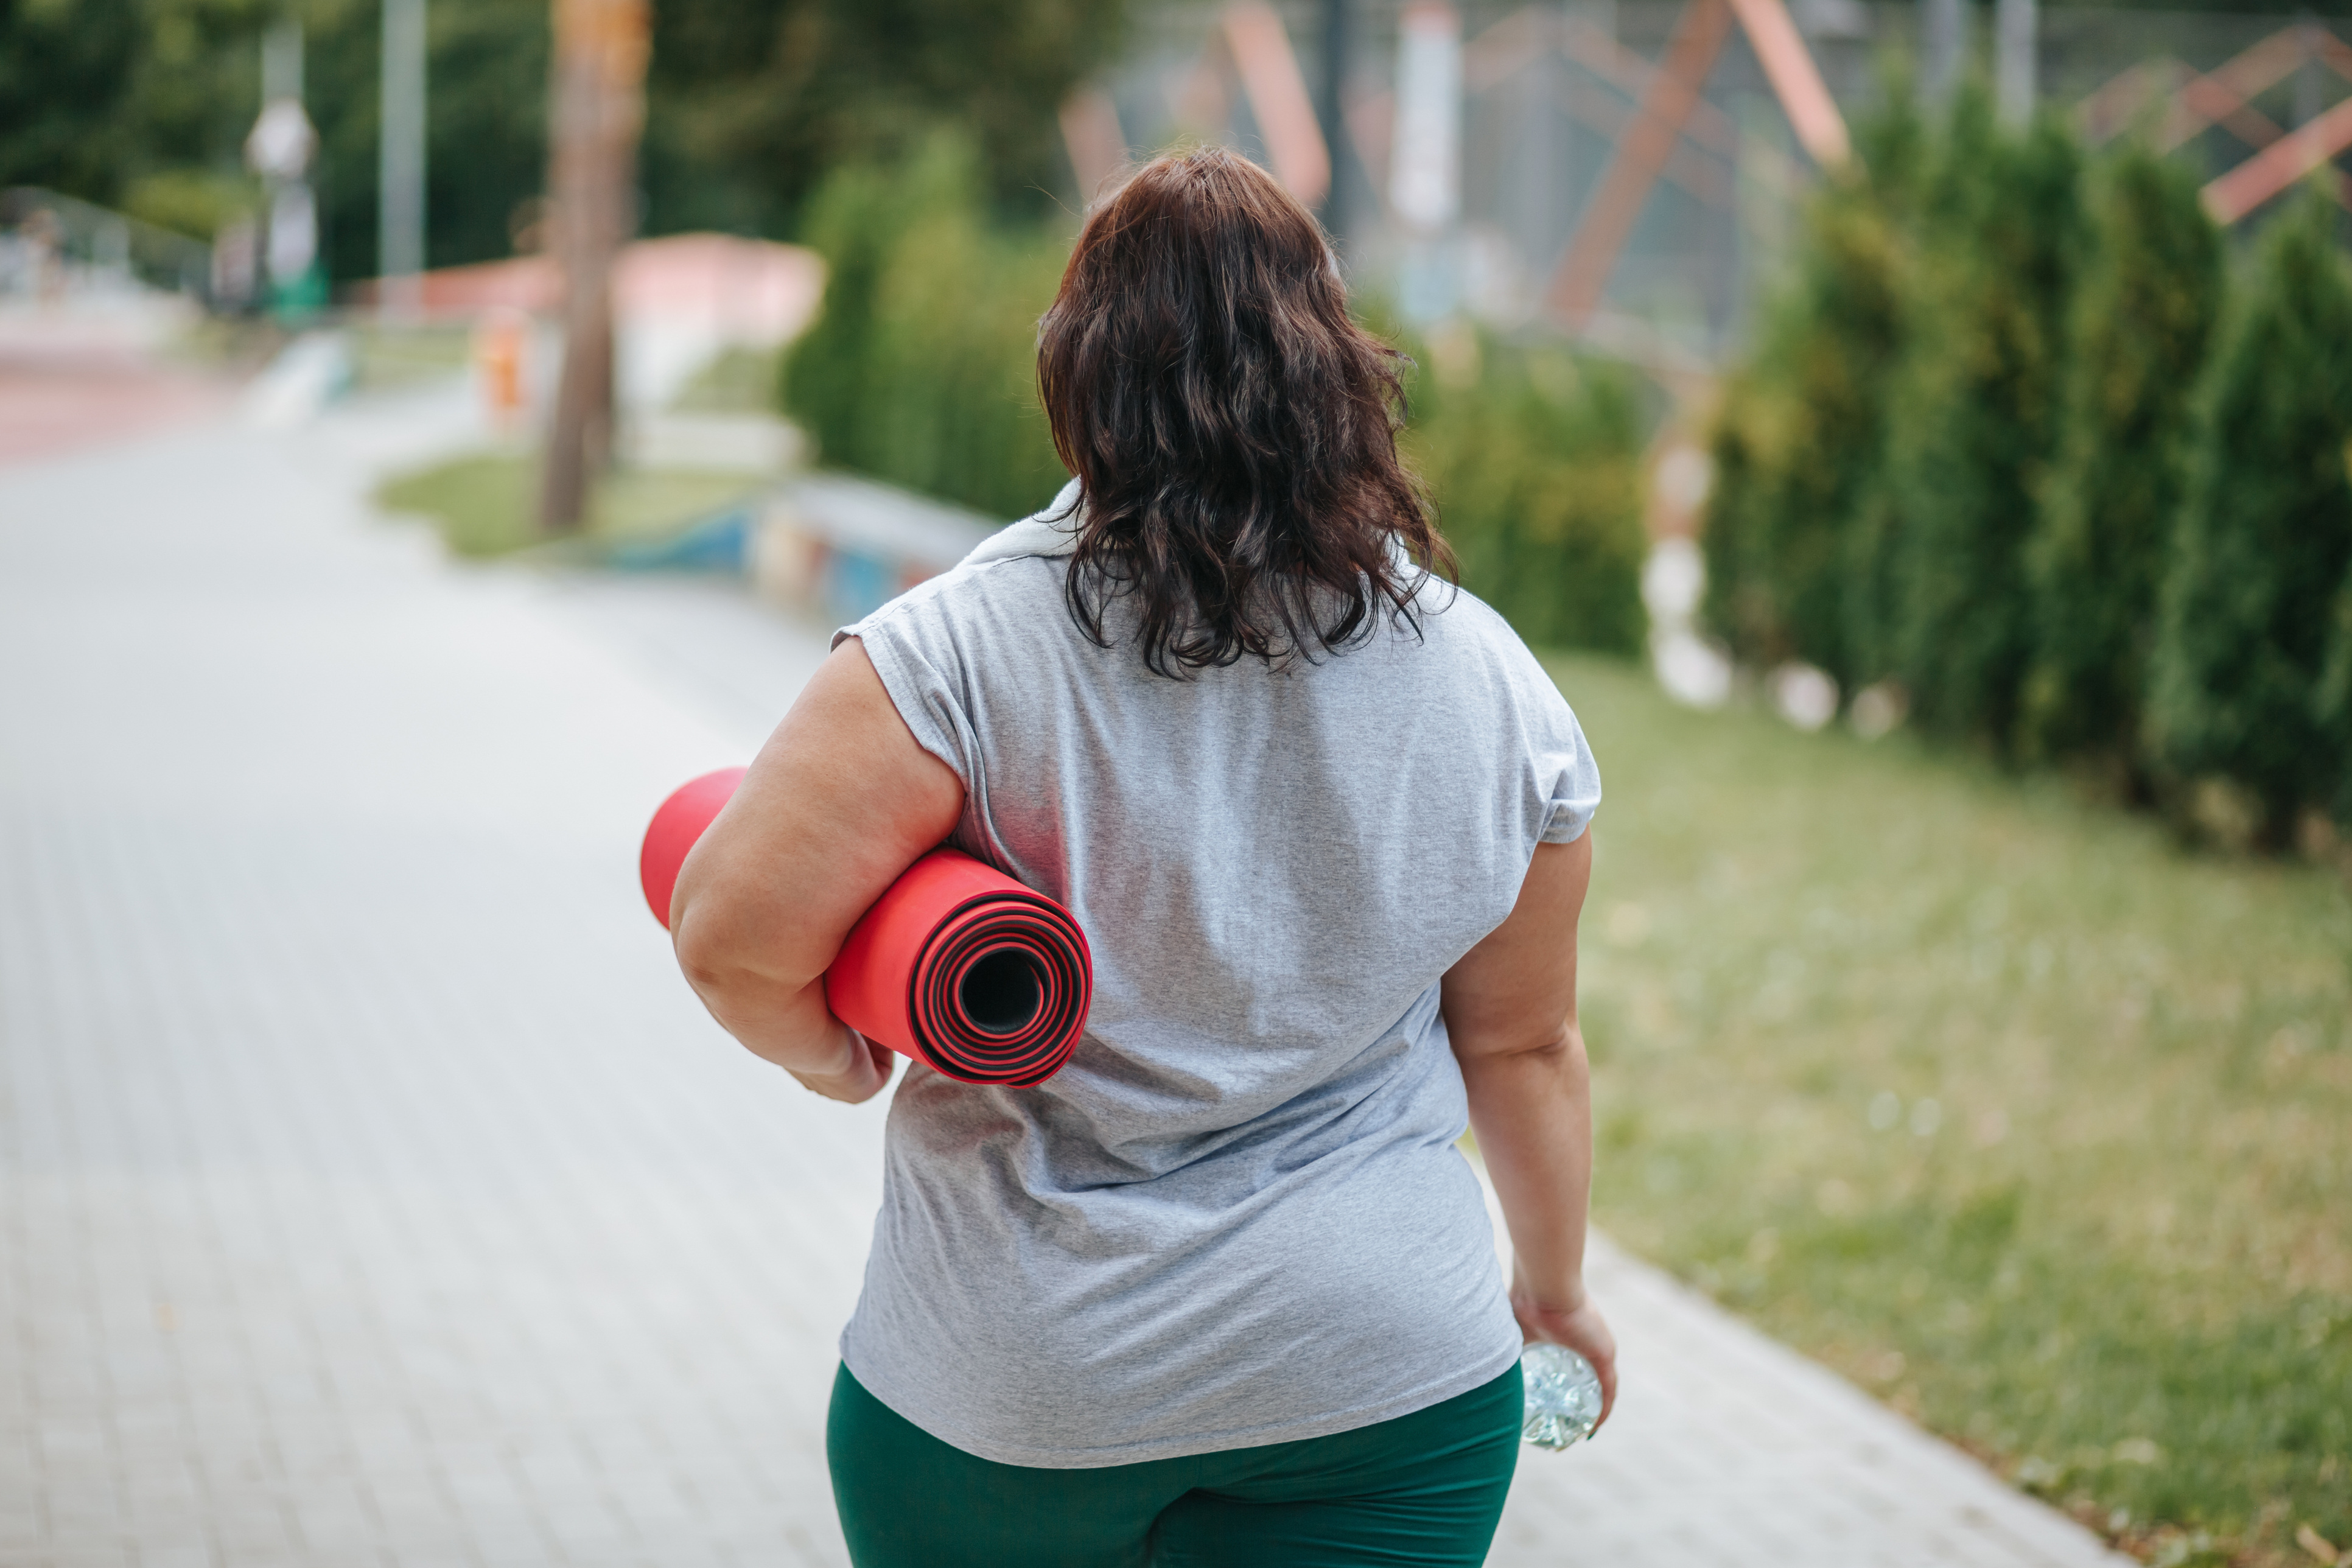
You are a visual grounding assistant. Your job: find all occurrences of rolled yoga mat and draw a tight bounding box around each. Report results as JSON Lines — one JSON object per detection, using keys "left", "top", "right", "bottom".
{"left": 640, "top": 768, "right": 1092, "bottom": 1088}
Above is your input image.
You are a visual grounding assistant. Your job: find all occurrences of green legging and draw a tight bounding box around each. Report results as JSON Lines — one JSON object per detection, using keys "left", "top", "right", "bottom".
{"left": 827, "top": 1362, "right": 1522, "bottom": 1567}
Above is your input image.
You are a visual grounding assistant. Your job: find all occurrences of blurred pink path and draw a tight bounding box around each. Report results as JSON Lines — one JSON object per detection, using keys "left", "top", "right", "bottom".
{"left": 0, "top": 317, "right": 234, "bottom": 466}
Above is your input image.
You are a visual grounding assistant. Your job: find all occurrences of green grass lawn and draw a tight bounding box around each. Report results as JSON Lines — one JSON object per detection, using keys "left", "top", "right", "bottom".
{"left": 376, "top": 453, "right": 757, "bottom": 559}
{"left": 1547, "top": 653, "right": 2350, "bottom": 1568}
{"left": 670, "top": 345, "right": 781, "bottom": 414}
{"left": 346, "top": 321, "right": 474, "bottom": 391}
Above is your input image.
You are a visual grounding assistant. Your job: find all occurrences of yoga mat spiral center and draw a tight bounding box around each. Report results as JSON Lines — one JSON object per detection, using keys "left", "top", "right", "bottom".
{"left": 959, "top": 947, "right": 1045, "bottom": 1036}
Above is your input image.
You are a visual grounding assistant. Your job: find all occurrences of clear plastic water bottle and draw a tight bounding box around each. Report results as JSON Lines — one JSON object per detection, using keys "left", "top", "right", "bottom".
{"left": 1520, "top": 1343, "right": 1604, "bottom": 1451}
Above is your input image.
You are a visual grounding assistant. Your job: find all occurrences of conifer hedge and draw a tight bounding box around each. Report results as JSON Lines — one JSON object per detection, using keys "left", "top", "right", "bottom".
{"left": 2021, "top": 147, "right": 2224, "bottom": 774}
{"left": 1878, "top": 93, "right": 2083, "bottom": 751}
{"left": 780, "top": 139, "right": 1072, "bottom": 522}
{"left": 1404, "top": 331, "right": 1650, "bottom": 656}
{"left": 1699, "top": 94, "right": 2352, "bottom": 849}
{"left": 780, "top": 150, "right": 1651, "bottom": 657}
{"left": 1702, "top": 108, "right": 1918, "bottom": 688}
{"left": 2143, "top": 189, "right": 2352, "bottom": 842}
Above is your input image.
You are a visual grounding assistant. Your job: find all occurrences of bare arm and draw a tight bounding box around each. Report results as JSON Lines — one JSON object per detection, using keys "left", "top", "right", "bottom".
{"left": 668, "top": 639, "right": 964, "bottom": 1103}
{"left": 1441, "top": 831, "right": 1619, "bottom": 1428}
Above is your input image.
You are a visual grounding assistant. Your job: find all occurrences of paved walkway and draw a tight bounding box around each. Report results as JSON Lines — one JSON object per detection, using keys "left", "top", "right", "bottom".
{"left": 0, "top": 297, "right": 240, "bottom": 455}
{"left": 0, "top": 391, "right": 2135, "bottom": 1568}
{"left": 0, "top": 354, "right": 231, "bottom": 464}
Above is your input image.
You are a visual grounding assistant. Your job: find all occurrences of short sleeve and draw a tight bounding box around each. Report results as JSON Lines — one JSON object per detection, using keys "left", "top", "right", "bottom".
{"left": 1535, "top": 700, "right": 1602, "bottom": 844}
{"left": 1493, "top": 632, "right": 1601, "bottom": 846}
{"left": 832, "top": 581, "right": 981, "bottom": 790}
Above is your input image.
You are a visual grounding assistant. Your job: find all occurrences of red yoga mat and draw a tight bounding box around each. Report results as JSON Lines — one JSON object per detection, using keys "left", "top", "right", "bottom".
{"left": 640, "top": 769, "right": 1091, "bottom": 1088}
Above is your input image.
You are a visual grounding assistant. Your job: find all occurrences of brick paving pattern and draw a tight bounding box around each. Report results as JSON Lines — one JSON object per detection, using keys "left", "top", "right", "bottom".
{"left": 0, "top": 396, "right": 2133, "bottom": 1567}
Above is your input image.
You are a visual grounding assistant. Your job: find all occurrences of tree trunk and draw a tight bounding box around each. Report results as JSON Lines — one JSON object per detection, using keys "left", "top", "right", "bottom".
{"left": 540, "top": 0, "right": 648, "bottom": 536}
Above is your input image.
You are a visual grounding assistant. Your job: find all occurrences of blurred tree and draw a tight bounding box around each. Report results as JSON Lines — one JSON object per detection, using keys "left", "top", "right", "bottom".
{"left": 644, "top": 0, "right": 1128, "bottom": 236}
{"left": 2018, "top": 146, "right": 2222, "bottom": 779}
{"left": 0, "top": 0, "right": 134, "bottom": 201}
{"left": 2322, "top": 581, "right": 2352, "bottom": 830}
{"left": 2145, "top": 186, "right": 2352, "bottom": 842}
{"left": 1701, "top": 97, "right": 1921, "bottom": 689}
{"left": 1878, "top": 89, "right": 2083, "bottom": 753}
{"left": 304, "top": 0, "right": 549, "bottom": 280}
{"left": 779, "top": 154, "right": 919, "bottom": 484}
{"left": 540, "top": 0, "right": 649, "bottom": 534}
{"left": 1407, "top": 329, "right": 1650, "bottom": 657}
{"left": 0, "top": 0, "right": 269, "bottom": 234}
{"left": 780, "top": 138, "right": 1071, "bottom": 520}
{"left": 783, "top": 145, "right": 1651, "bottom": 652}
{"left": 3, "top": 0, "right": 1121, "bottom": 281}
{"left": 0, "top": 0, "right": 546, "bottom": 275}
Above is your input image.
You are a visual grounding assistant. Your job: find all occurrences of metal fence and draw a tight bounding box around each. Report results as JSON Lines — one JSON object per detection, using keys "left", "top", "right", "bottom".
{"left": 1096, "top": 2, "right": 2351, "bottom": 366}
{"left": 0, "top": 187, "right": 216, "bottom": 306}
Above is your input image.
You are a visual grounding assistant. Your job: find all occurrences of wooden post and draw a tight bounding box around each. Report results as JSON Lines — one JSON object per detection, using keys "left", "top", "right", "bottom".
{"left": 1721, "top": 0, "right": 1850, "bottom": 166}
{"left": 1223, "top": 2, "right": 1332, "bottom": 209}
{"left": 539, "top": 0, "right": 648, "bottom": 536}
{"left": 1544, "top": 0, "right": 1844, "bottom": 332}
{"left": 1544, "top": 0, "right": 1734, "bottom": 329}
{"left": 2202, "top": 93, "right": 2352, "bottom": 223}
{"left": 1059, "top": 89, "right": 1129, "bottom": 206}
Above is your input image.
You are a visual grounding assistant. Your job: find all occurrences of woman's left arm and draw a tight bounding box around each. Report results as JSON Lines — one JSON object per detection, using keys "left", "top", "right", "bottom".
{"left": 668, "top": 638, "right": 964, "bottom": 1103}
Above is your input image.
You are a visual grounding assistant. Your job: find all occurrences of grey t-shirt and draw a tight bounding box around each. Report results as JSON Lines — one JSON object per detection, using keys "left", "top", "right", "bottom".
{"left": 834, "top": 535, "right": 1600, "bottom": 1469}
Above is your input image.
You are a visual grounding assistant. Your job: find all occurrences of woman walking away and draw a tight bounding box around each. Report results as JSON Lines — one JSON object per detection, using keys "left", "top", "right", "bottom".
{"left": 667, "top": 147, "right": 1617, "bottom": 1567}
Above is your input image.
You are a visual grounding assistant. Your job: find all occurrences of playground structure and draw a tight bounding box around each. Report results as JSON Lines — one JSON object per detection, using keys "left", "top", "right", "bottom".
{"left": 0, "top": 187, "right": 215, "bottom": 306}
{"left": 1079, "top": 1, "right": 2352, "bottom": 365}
{"left": 4, "top": 4, "right": 2343, "bottom": 381}
{"left": 2070, "top": 19, "right": 2352, "bottom": 220}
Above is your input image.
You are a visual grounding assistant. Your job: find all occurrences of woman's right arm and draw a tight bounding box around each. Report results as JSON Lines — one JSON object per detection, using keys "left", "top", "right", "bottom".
{"left": 668, "top": 639, "right": 964, "bottom": 1103}
{"left": 1440, "top": 831, "right": 1619, "bottom": 1429}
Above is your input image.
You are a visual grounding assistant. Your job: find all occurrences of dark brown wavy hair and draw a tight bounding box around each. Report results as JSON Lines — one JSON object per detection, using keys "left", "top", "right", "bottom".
{"left": 1037, "top": 147, "right": 1449, "bottom": 676}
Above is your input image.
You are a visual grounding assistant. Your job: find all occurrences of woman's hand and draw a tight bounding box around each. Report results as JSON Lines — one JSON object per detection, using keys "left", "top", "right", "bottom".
{"left": 1444, "top": 833, "right": 1617, "bottom": 1431}
{"left": 1511, "top": 1273, "right": 1619, "bottom": 1433}
{"left": 788, "top": 1026, "right": 900, "bottom": 1104}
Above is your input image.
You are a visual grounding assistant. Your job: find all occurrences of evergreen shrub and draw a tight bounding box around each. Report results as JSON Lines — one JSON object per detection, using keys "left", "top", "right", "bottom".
{"left": 780, "top": 139, "right": 1072, "bottom": 521}
{"left": 1405, "top": 329, "right": 1650, "bottom": 656}
{"left": 1701, "top": 102, "right": 1919, "bottom": 688}
{"left": 2145, "top": 188, "right": 2352, "bottom": 841}
{"left": 1879, "top": 92, "right": 2084, "bottom": 752}
{"left": 1696, "top": 81, "right": 2352, "bottom": 849}
{"left": 2020, "top": 146, "right": 2224, "bottom": 775}
{"left": 782, "top": 167, "right": 1651, "bottom": 654}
